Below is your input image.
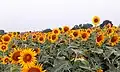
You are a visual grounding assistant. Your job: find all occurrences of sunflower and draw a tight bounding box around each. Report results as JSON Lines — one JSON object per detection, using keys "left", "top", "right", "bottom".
{"left": 96, "top": 33, "right": 105, "bottom": 46}
{"left": 50, "top": 34, "right": 58, "bottom": 43}
{"left": 109, "top": 33, "right": 119, "bottom": 46}
{"left": 32, "top": 33, "right": 38, "bottom": 41}
{"left": 33, "top": 48, "right": 41, "bottom": 54}
{"left": 19, "top": 48, "right": 37, "bottom": 68}
{"left": 87, "top": 28, "right": 92, "bottom": 34}
{"left": 2, "top": 56, "right": 10, "bottom": 64}
{"left": 80, "top": 31, "right": 90, "bottom": 41}
{"left": 22, "top": 36, "right": 27, "bottom": 41}
{"left": 9, "top": 48, "right": 22, "bottom": 64}
{"left": 106, "top": 28, "right": 114, "bottom": 36}
{"left": 0, "top": 44, "right": 8, "bottom": 52}
{"left": 96, "top": 68, "right": 103, "bottom": 72}
{"left": 62, "top": 26, "right": 70, "bottom": 33}
{"left": 70, "top": 30, "right": 80, "bottom": 40}
{"left": 8, "top": 32, "right": 13, "bottom": 38}
{"left": 52, "top": 28, "right": 60, "bottom": 35}
{"left": 92, "top": 16, "right": 100, "bottom": 26}
{"left": 1, "top": 34, "right": 11, "bottom": 43}
{"left": 21, "top": 64, "right": 46, "bottom": 72}
{"left": 12, "top": 32, "right": 19, "bottom": 37}
{"left": 38, "top": 35, "right": 46, "bottom": 44}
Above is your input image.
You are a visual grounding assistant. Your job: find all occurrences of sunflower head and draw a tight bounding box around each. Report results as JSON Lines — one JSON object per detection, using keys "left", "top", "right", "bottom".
{"left": 9, "top": 48, "right": 22, "bottom": 64}
{"left": 80, "top": 31, "right": 90, "bottom": 41}
{"left": 1, "top": 34, "right": 11, "bottom": 43}
{"left": 87, "top": 28, "right": 92, "bottom": 34}
{"left": 96, "top": 68, "right": 103, "bottom": 72}
{"left": 92, "top": 16, "right": 100, "bottom": 26}
{"left": 106, "top": 28, "right": 114, "bottom": 36}
{"left": 0, "top": 44, "right": 8, "bottom": 52}
{"left": 62, "top": 26, "right": 70, "bottom": 33}
{"left": 38, "top": 35, "right": 46, "bottom": 44}
{"left": 19, "top": 48, "right": 37, "bottom": 68}
{"left": 96, "top": 33, "right": 105, "bottom": 46}
{"left": 2, "top": 56, "right": 11, "bottom": 64}
{"left": 70, "top": 30, "right": 80, "bottom": 40}
{"left": 109, "top": 33, "right": 119, "bottom": 46}
{"left": 32, "top": 33, "right": 38, "bottom": 41}
{"left": 50, "top": 34, "right": 58, "bottom": 43}
{"left": 52, "top": 28, "right": 60, "bottom": 35}
{"left": 21, "top": 64, "right": 46, "bottom": 72}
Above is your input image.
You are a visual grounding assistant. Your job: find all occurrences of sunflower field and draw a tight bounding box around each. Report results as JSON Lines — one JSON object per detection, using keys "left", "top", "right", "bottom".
{"left": 0, "top": 16, "right": 120, "bottom": 72}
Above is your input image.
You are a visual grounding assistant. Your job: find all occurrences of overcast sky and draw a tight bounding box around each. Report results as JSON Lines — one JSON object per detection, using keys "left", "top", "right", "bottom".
{"left": 0, "top": 0, "right": 119, "bottom": 32}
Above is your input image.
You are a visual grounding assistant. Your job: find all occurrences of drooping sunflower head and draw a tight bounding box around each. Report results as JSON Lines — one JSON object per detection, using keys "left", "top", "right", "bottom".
{"left": 52, "top": 28, "right": 60, "bottom": 35}
{"left": 1, "top": 34, "right": 11, "bottom": 43}
{"left": 80, "top": 31, "right": 90, "bottom": 41}
{"left": 62, "top": 26, "right": 70, "bottom": 33}
{"left": 50, "top": 34, "right": 58, "bottom": 43}
{"left": 2, "top": 56, "right": 11, "bottom": 64}
{"left": 9, "top": 48, "right": 22, "bottom": 64}
{"left": 19, "top": 48, "right": 37, "bottom": 68}
{"left": 92, "top": 16, "right": 100, "bottom": 26}
{"left": 21, "top": 64, "right": 46, "bottom": 72}
{"left": 0, "top": 44, "right": 8, "bottom": 52}
{"left": 109, "top": 33, "right": 119, "bottom": 46}
{"left": 96, "top": 33, "right": 105, "bottom": 46}
{"left": 33, "top": 48, "right": 41, "bottom": 54}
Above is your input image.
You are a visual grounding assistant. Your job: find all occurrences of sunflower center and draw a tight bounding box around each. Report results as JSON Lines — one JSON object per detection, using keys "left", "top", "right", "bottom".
{"left": 4, "top": 36, "right": 10, "bottom": 42}
{"left": 111, "top": 36, "right": 118, "bottom": 42}
{"left": 82, "top": 33, "right": 87, "bottom": 39}
{"left": 73, "top": 32, "right": 78, "bottom": 37}
{"left": 12, "top": 51, "right": 20, "bottom": 61}
{"left": 1, "top": 46, "right": 6, "bottom": 50}
{"left": 33, "top": 35, "right": 36, "bottom": 38}
{"left": 39, "top": 37, "right": 43, "bottom": 41}
{"left": 52, "top": 35, "right": 56, "bottom": 40}
{"left": 23, "top": 54, "right": 32, "bottom": 63}
{"left": 97, "top": 35, "right": 103, "bottom": 42}
{"left": 94, "top": 18, "right": 98, "bottom": 23}
{"left": 28, "top": 67, "right": 40, "bottom": 72}
{"left": 64, "top": 27, "right": 69, "bottom": 32}
{"left": 107, "top": 29, "right": 112, "bottom": 34}
{"left": 4, "top": 58, "right": 9, "bottom": 63}
{"left": 54, "top": 30, "right": 58, "bottom": 34}
{"left": 87, "top": 30, "right": 91, "bottom": 33}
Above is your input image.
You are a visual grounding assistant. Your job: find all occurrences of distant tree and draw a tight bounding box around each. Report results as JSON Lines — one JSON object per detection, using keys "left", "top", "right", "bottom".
{"left": 71, "top": 25, "right": 79, "bottom": 30}
{"left": 0, "top": 30, "right": 5, "bottom": 35}
{"left": 82, "top": 23, "right": 93, "bottom": 29}
{"left": 42, "top": 28, "right": 52, "bottom": 33}
{"left": 100, "top": 20, "right": 113, "bottom": 28}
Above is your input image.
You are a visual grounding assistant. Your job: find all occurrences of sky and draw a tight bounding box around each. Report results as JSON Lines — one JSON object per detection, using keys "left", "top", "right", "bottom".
{"left": 0, "top": 0, "right": 120, "bottom": 32}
